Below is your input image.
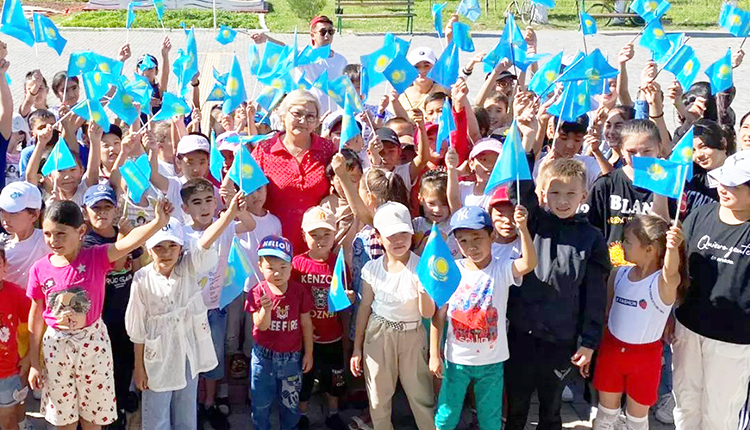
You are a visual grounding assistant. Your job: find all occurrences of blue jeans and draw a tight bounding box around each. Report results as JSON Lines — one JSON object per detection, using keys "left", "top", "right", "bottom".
{"left": 250, "top": 345, "right": 302, "bottom": 430}
{"left": 203, "top": 308, "right": 227, "bottom": 380}
{"left": 659, "top": 343, "right": 673, "bottom": 395}
{"left": 141, "top": 361, "right": 198, "bottom": 430}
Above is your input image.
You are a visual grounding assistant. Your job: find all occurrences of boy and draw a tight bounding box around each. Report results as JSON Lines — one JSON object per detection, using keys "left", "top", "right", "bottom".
{"left": 504, "top": 158, "right": 611, "bottom": 430}
{"left": 126, "top": 193, "right": 243, "bottom": 430}
{"left": 0, "top": 181, "right": 49, "bottom": 288}
{"left": 81, "top": 184, "right": 142, "bottom": 430}
{"left": 19, "top": 109, "right": 84, "bottom": 179}
{"left": 246, "top": 235, "right": 314, "bottom": 430}
{"left": 533, "top": 115, "right": 602, "bottom": 190}
{"left": 488, "top": 186, "right": 522, "bottom": 261}
{"left": 0, "top": 244, "right": 31, "bottom": 430}
{"left": 180, "top": 179, "right": 255, "bottom": 430}
{"left": 295, "top": 206, "right": 354, "bottom": 430}
{"left": 430, "top": 205, "right": 536, "bottom": 430}
{"left": 447, "top": 139, "right": 503, "bottom": 211}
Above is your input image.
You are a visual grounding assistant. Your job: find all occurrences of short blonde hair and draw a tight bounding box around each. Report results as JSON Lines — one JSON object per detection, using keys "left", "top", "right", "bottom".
{"left": 537, "top": 158, "right": 587, "bottom": 192}
{"left": 278, "top": 89, "right": 321, "bottom": 119}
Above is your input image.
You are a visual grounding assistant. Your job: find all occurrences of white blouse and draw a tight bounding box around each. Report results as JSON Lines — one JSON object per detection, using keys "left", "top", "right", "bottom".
{"left": 361, "top": 252, "right": 422, "bottom": 322}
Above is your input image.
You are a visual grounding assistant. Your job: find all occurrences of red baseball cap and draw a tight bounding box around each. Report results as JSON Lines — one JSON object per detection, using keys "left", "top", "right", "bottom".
{"left": 489, "top": 186, "right": 512, "bottom": 207}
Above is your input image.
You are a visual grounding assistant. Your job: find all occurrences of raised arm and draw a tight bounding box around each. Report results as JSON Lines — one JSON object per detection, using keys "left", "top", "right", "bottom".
{"left": 0, "top": 44, "right": 12, "bottom": 140}
{"left": 197, "top": 192, "right": 243, "bottom": 249}
{"left": 474, "top": 59, "right": 512, "bottom": 107}
{"left": 409, "top": 110, "right": 429, "bottom": 181}
{"left": 445, "top": 146, "right": 462, "bottom": 213}
{"left": 159, "top": 37, "right": 171, "bottom": 95}
{"left": 429, "top": 305, "right": 447, "bottom": 379}
{"left": 510, "top": 205, "right": 537, "bottom": 277}
{"left": 659, "top": 225, "right": 683, "bottom": 306}
{"left": 616, "top": 43, "right": 634, "bottom": 107}
{"left": 83, "top": 123, "right": 102, "bottom": 186}
{"left": 107, "top": 198, "right": 173, "bottom": 262}
{"left": 24, "top": 126, "right": 55, "bottom": 187}
{"left": 19, "top": 71, "right": 42, "bottom": 118}
{"left": 331, "top": 153, "right": 374, "bottom": 226}
{"left": 147, "top": 130, "right": 170, "bottom": 193}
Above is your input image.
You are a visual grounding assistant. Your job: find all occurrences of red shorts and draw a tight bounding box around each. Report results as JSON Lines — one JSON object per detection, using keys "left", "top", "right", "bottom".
{"left": 593, "top": 329, "right": 663, "bottom": 406}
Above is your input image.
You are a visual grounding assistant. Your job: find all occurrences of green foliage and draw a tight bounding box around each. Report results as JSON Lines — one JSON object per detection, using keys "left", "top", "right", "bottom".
{"left": 55, "top": 9, "right": 261, "bottom": 29}
{"left": 284, "top": 0, "right": 327, "bottom": 22}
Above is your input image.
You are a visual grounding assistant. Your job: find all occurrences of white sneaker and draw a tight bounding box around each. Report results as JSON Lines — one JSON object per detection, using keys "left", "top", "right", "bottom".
{"left": 653, "top": 393, "right": 675, "bottom": 424}
{"left": 562, "top": 385, "right": 574, "bottom": 403}
{"left": 613, "top": 416, "right": 628, "bottom": 430}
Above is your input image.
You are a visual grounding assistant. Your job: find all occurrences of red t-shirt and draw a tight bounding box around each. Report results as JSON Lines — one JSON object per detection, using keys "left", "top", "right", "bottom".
{"left": 292, "top": 252, "right": 343, "bottom": 344}
{"left": 0, "top": 282, "right": 30, "bottom": 378}
{"left": 245, "top": 280, "right": 313, "bottom": 353}
{"left": 252, "top": 132, "right": 337, "bottom": 253}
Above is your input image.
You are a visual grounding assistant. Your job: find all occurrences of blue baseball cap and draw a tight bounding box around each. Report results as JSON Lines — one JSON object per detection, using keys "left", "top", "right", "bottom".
{"left": 83, "top": 184, "right": 117, "bottom": 207}
{"left": 449, "top": 206, "right": 492, "bottom": 234}
{"left": 257, "top": 235, "right": 294, "bottom": 263}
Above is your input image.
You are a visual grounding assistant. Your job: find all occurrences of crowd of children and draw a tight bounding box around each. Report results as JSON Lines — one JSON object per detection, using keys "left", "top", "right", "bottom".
{"left": 0, "top": 8, "right": 746, "bottom": 430}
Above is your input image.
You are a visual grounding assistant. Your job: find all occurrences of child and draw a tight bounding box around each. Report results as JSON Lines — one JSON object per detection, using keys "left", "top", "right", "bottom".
{"left": 447, "top": 139, "right": 503, "bottom": 211}
{"left": 592, "top": 215, "right": 684, "bottom": 430}
{"left": 81, "top": 185, "right": 143, "bottom": 430}
{"left": 295, "top": 206, "right": 353, "bottom": 430}
{"left": 0, "top": 182, "right": 48, "bottom": 288}
{"left": 135, "top": 39, "right": 170, "bottom": 118}
{"left": 430, "top": 204, "right": 536, "bottom": 430}
{"left": 350, "top": 202, "right": 436, "bottom": 430}
{"left": 488, "top": 185, "right": 522, "bottom": 261}
{"left": 483, "top": 92, "right": 511, "bottom": 139}
{"left": 27, "top": 198, "right": 174, "bottom": 428}
{"left": 504, "top": 158, "right": 611, "bottom": 430}
{"left": 98, "top": 125, "right": 123, "bottom": 180}
{"left": 18, "top": 109, "right": 61, "bottom": 178}
{"left": 0, "top": 244, "right": 31, "bottom": 430}
{"left": 6, "top": 116, "right": 28, "bottom": 185}
{"left": 320, "top": 148, "right": 363, "bottom": 263}
{"left": 534, "top": 115, "right": 602, "bottom": 190}
{"left": 401, "top": 47, "right": 448, "bottom": 114}
{"left": 179, "top": 181, "right": 253, "bottom": 429}
{"left": 368, "top": 126, "right": 428, "bottom": 193}
{"left": 246, "top": 235, "right": 314, "bottom": 430}
{"left": 412, "top": 170, "right": 459, "bottom": 258}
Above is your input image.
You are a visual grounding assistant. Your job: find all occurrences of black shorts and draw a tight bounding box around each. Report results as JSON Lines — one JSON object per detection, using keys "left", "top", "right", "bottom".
{"left": 300, "top": 340, "right": 346, "bottom": 401}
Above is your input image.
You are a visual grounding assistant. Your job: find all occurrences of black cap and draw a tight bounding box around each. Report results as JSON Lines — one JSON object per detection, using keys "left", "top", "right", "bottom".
{"left": 496, "top": 70, "right": 517, "bottom": 81}
{"left": 376, "top": 127, "right": 400, "bottom": 146}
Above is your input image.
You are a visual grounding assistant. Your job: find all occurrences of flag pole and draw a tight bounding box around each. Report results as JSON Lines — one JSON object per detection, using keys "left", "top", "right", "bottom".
{"left": 672, "top": 166, "right": 687, "bottom": 227}
{"left": 508, "top": 13, "right": 518, "bottom": 77}
{"left": 629, "top": 25, "right": 647, "bottom": 45}
{"left": 653, "top": 36, "right": 689, "bottom": 81}
{"left": 550, "top": 85, "right": 569, "bottom": 151}
{"left": 533, "top": 54, "right": 585, "bottom": 105}
{"left": 741, "top": 36, "right": 748, "bottom": 50}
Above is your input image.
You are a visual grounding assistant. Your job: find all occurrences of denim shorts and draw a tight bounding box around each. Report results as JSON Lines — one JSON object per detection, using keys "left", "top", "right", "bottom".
{"left": 0, "top": 374, "right": 27, "bottom": 408}
{"left": 203, "top": 308, "right": 228, "bottom": 380}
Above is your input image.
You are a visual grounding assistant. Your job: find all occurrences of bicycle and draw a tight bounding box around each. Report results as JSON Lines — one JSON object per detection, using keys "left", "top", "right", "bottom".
{"left": 504, "top": 0, "right": 536, "bottom": 25}
{"left": 580, "top": 0, "right": 645, "bottom": 27}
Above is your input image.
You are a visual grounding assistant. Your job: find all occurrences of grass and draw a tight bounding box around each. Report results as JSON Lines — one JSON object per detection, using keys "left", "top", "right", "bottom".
{"left": 52, "top": 0, "right": 725, "bottom": 32}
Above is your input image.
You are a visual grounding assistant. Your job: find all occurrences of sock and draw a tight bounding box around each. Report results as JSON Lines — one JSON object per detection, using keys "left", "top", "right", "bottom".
{"left": 626, "top": 411, "right": 649, "bottom": 430}
{"left": 328, "top": 408, "right": 339, "bottom": 417}
{"left": 593, "top": 404, "right": 621, "bottom": 430}
{"left": 217, "top": 382, "right": 229, "bottom": 398}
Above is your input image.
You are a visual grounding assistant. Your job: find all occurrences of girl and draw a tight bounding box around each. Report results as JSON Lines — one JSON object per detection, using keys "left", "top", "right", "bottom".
{"left": 27, "top": 198, "right": 174, "bottom": 430}
{"left": 483, "top": 93, "right": 511, "bottom": 139}
{"left": 19, "top": 70, "right": 49, "bottom": 119}
{"left": 592, "top": 215, "right": 685, "bottom": 430}
{"left": 447, "top": 139, "right": 502, "bottom": 212}
{"left": 400, "top": 47, "right": 448, "bottom": 114}
{"left": 350, "top": 202, "right": 436, "bottom": 430}
{"left": 682, "top": 119, "right": 733, "bottom": 218}
{"left": 412, "top": 170, "right": 458, "bottom": 257}
{"left": 601, "top": 106, "right": 634, "bottom": 169}
{"left": 737, "top": 110, "right": 750, "bottom": 151}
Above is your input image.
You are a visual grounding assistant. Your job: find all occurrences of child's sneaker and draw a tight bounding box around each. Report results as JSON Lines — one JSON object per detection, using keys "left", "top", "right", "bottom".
{"left": 325, "top": 413, "right": 348, "bottom": 430}
{"left": 207, "top": 404, "right": 230, "bottom": 430}
{"left": 653, "top": 393, "right": 675, "bottom": 424}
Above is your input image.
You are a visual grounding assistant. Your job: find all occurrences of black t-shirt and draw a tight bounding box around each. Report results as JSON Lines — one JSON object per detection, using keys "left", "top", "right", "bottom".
{"left": 583, "top": 168, "right": 659, "bottom": 267}
{"left": 680, "top": 164, "right": 718, "bottom": 220}
{"left": 676, "top": 203, "right": 750, "bottom": 344}
{"left": 83, "top": 228, "right": 143, "bottom": 324}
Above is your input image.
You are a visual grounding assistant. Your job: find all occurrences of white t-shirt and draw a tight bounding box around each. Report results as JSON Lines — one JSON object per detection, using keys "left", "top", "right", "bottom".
{"left": 3, "top": 229, "right": 50, "bottom": 288}
{"left": 445, "top": 257, "right": 520, "bottom": 366}
{"left": 393, "top": 163, "right": 412, "bottom": 190}
{"left": 492, "top": 238, "right": 521, "bottom": 262}
{"left": 412, "top": 217, "right": 461, "bottom": 259}
{"left": 608, "top": 267, "right": 671, "bottom": 345}
{"left": 297, "top": 52, "right": 348, "bottom": 115}
{"left": 532, "top": 154, "right": 602, "bottom": 190}
{"left": 361, "top": 252, "right": 422, "bottom": 322}
{"left": 459, "top": 181, "right": 491, "bottom": 210}
{"left": 237, "top": 211, "right": 282, "bottom": 292}
{"left": 183, "top": 221, "right": 237, "bottom": 309}
{"left": 158, "top": 159, "right": 178, "bottom": 179}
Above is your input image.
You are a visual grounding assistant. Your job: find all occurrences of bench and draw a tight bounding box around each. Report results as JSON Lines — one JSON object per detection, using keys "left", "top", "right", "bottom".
{"left": 335, "top": 0, "right": 415, "bottom": 34}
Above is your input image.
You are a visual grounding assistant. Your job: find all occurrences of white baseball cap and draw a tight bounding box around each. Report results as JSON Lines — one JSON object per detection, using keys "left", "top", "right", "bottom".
{"left": 469, "top": 138, "right": 503, "bottom": 160}
{"left": 301, "top": 206, "right": 336, "bottom": 232}
{"left": 373, "top": 201, "right": 414, "bottom": 238}
{"left": 11, "top": 115, "right": 29, "bottom": 135}
{"left": 708, "top": 151, "right": 750, "bottom": 187}
{"left": 407, "top": 47, "right": 437, "bottom": 66}
{"left": 176, "top": 134, "right": 210, "bottom": 156}
{"left": 146, "top": 217, "right": 185, "bottom": 249}
{"left": 216, "top": 131, "right": 240, "bottom": 152}
{"left": 0, "top": 181, "right": 42, "bottom": 213}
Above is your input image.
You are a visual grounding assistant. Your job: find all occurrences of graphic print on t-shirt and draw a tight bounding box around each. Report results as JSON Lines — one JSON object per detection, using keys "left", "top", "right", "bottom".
{"left": 449, "top": 278, "right": 498, "bottom": 345}
{"left": 46, "top": 285, "right": 91, "bottom": 330}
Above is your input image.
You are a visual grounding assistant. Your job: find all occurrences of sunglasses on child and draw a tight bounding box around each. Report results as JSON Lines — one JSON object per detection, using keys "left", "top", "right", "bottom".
{"left": 314, "top": 28, "right": 336, "bottom": 36}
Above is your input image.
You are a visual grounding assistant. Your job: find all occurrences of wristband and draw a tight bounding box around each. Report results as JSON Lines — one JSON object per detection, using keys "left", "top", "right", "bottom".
{"left": 374, "top": 112, "right": 385, "bottom": 119}
{"left": 649, "top": 112, "right": 664, "bottom": 119}
{"left": 462, "top": 67, "right": 473, "bottom": 76}
{"left": 191, "top": 80, "right": 200, "bottom": 87}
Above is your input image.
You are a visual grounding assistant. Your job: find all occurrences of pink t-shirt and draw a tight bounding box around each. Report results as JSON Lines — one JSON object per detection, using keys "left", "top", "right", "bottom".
{"left": 27, "top": 245, "right": 113, "bottom": 330}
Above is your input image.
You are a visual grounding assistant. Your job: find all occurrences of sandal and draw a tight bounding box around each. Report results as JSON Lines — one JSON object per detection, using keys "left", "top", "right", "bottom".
{"left": 230, "top": 354, "right": 248, "bottom": 379}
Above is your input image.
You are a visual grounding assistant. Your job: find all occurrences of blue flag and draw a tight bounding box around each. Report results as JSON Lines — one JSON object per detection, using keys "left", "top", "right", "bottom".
{"left": 258, "top": 73, "right": 294, "bottom": 94}
{"left": 184, "top": 26, "right": 199, "bottom": 83}
{"left": 457, "top": 0, "right": 481, "bottom": 22}
{"left": 209, "top": 131, "right": 225, "bottom": 182}
{"left": 653, "top": 32, "right": 685, "bottom": 65}
{"left": 216, "top": 25, "right": 236, "bottom": 45}
{"left": 248, "top": 44, "right": 261, "bottom": 76}
{"left": 629, "top": 0, "right": 671, "bottom": 23}
{"left": 664, "top": 45, "right": 700, "bottom": 91}
{"left": 106, "top": 86, "right": 140, "bottom": 125}
{"left": 669, "top": 125, "right": 694, "bottom": 179}
{"left": 436, "top": 99, "right": 455, "bottom": 153}
{"left": 126, "top": 1, "right": 137, "bottom": 28}
{"left": 206, "top": 83, "right": 227, "bottom": 102}
{"left": 124, "top": 74, "right": 153, "bottom": 112}
{"left": 528, "top": 51, "right": 563, "bottom": 96}
{"left": 705, "top": 49, "right": 733, "bottom": 95}
{"left": 432, "top": 2, "right": 447, "bottom": 38}
{"left": 299, "top": 44, "right": 331, "bottom": 66}
{"left": 33, "top": 13, "right": 66, "bottom": 55}
{"left": 340, "top": 93, "right": 361, "bottom": 149}
{"left": 239, "top": 132, "right": 276, "bottom": 145}
{"left": 416, "top": 223, "right": 461, "bottom": 307}
{"left": 485, "top": 120, "right": 531, "bottom": 194}
{"left": 500, "top": 13, "right": 526, "bottom": 51}
{"left": 452, "top": 21, "right": 475, "bottom": 52}
{"left": 532, "top": 0, "right": 555, "bottom": 7}
{"left": 720, "top": 3, "right": 750, "bottom": 37}
{"left": 152, "top": 92, "right": 190, "bottom": 122}
{"left": 255, "top": 85, "right": 283, "bottom": 113}
{"left": 138, "top": 54, "right": 157, "bottom": 72}
{"left": 383, "top": 53, "right": 418, "bottom": 95}
{"left": 220, "top": 238, "right": 255, "bottom": 309}
{"left": 312, "top": 69, "right": 329, "bottom": 94}
{"left": 632, "top": 157, "right": 685, "bottom": 199}
{"left": 258, "top": 41, "right": 286, "bottom": 78}
{"left": 41, "top": 138, "right": 76, "bottom": 176}
{"left": 134, "top": 153, "right": 151, "bottom": 179}
{"left": 580, "top": 12, "right": 597, "bottom": 36}
{"left": 223, "top": 55, "right": 247, "bottom": 115}
{"left": 153, "top": 0, "right": 164, "bottom": 21}
{"left": 639, "top": 19, "right": 671, "bottom": 56}
{"left": 120, "top": 158, "right": 151, "bottom": 202}
{"left": 67, "top": 52, "right": 95, "bottom": 77}
{"left": 1, "top": 0, "right": 34, "bottom": 46}
{"left": 548, "top": 80, "right": 591, "bottom": 122}
{"left": 82, "top": 70, "right": 113, "bottom": 100}
{"left": 72, "top": 99, "right": 110, "bottom": 132}
{"left": 328, "top": 248, "right": 352, "bottom": 312}
{"left": 384, "top": 33, "right": 411, "bottom": 56}
{"left": 328, "top": 75, "right": 363, "bottom": 111}
{"left": 360, "top": 43, "right": 397, "bottom": 89}
{"left": 90, "top": 52, "right": 124, "bottom": 76}
{"left": 428, "top": 42, "right": 460, "bottom": 89}
{"left": 228, "top": 144, "right": 269, "bottom": 195}
{"left": 557, "top": 48, "right": 618, "bottom": 89}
